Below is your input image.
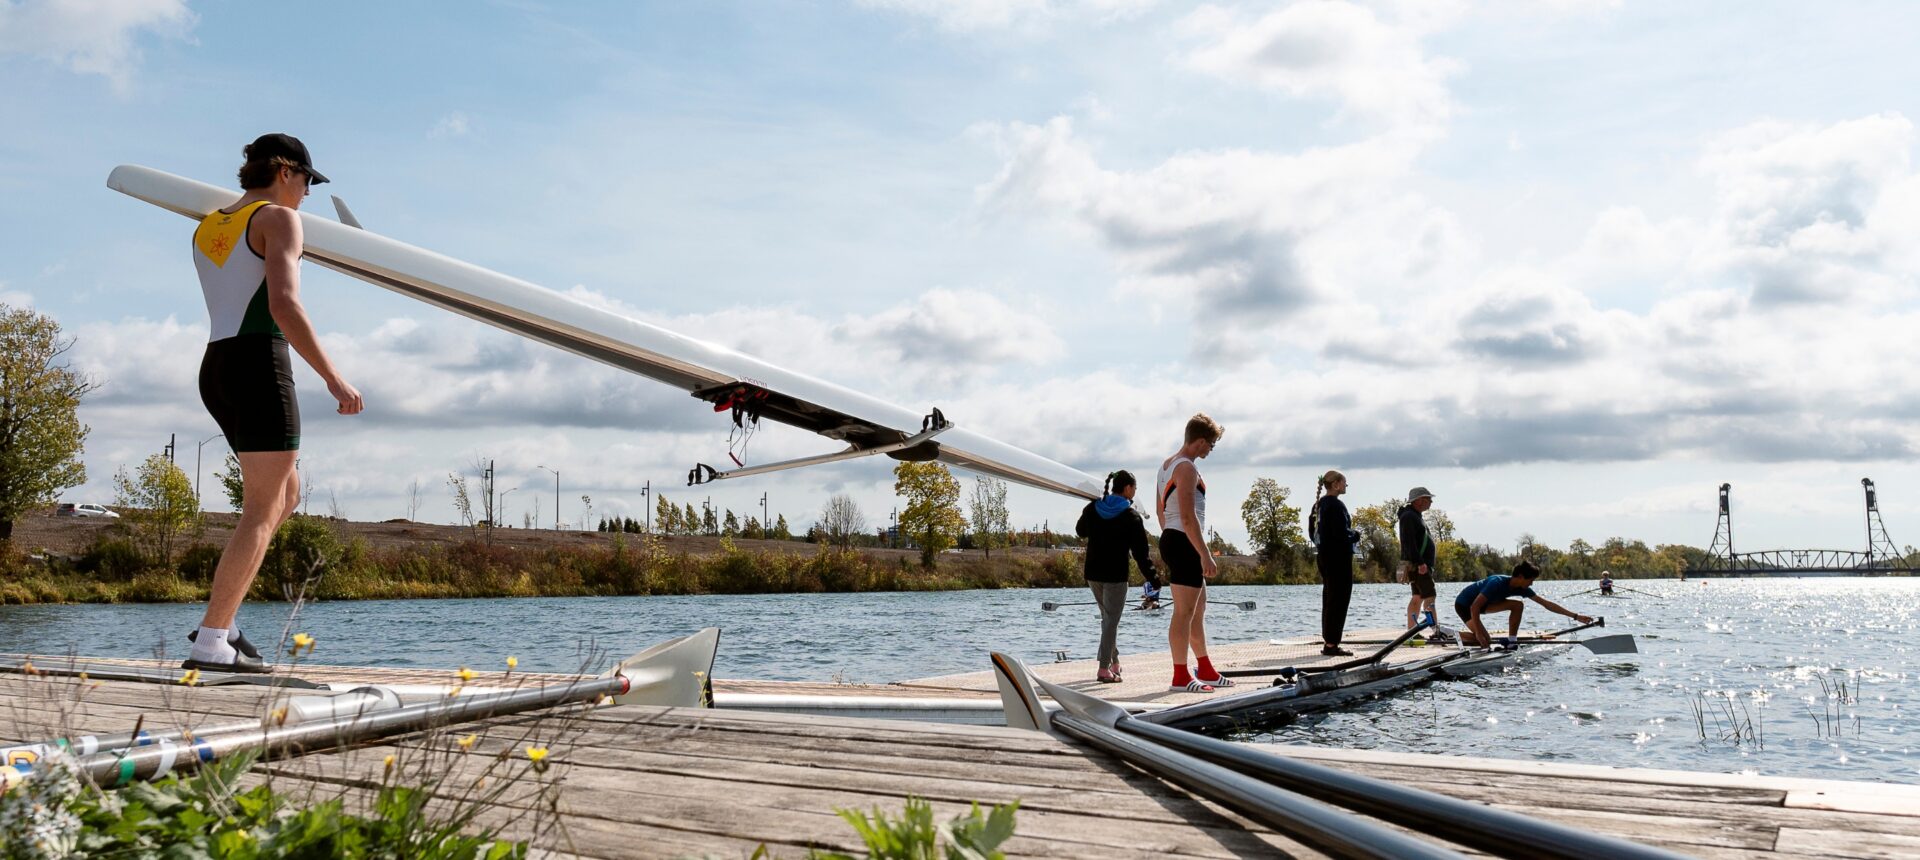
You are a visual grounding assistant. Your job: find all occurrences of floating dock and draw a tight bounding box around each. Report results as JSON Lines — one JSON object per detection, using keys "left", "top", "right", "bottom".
{"left": 3, "top": 658, "right": 1918, "bottom": 858}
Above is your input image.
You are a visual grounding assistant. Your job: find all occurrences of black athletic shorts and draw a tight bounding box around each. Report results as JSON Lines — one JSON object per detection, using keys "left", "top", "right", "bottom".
{"left": 200, "top": 334, "right": 301, "bottom": 452}
{"left": 1409, "top": 572, "right": 1437, "bottom": 599}
{"left": 1454, "top": 600, "right": 1474, "bottom": 625}
{"left": 1160, "top": 529, "right": 1206, "bottom": 589}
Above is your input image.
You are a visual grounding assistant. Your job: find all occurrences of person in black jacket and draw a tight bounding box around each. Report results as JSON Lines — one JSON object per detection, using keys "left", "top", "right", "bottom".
{"left": 1399, "top": 487, "right": 1440, "bottom": 633}
{"left": 1077, "top": 470, "right": 1156, "bottom": 683}
{"left": 1309, "top": 469, "right": 1356, "bottom": 656}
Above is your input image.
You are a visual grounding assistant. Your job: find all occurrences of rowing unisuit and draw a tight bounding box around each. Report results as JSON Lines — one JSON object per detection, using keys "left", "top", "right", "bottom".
{"left": 193, "top": 201, "right": 300, "bottom": 452}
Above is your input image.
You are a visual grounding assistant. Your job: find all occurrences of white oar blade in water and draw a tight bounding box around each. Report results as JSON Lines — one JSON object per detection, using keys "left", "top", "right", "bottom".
{"left": 1575, "top": 634, "right": 1637, "bottom": 655}
{"left": 602, "top": 627, "right": 721, "bottom": 707}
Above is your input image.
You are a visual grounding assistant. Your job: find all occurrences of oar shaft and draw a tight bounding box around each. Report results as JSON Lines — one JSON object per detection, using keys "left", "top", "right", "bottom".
{"left": 1121, "top": 720, "right": 1685, "bottom": 860}
{"left": 1052, "top": 713, "right": 1460, "bottom": 860}
{"left": 66, "top": 676, "right": 625, "bottom": 787}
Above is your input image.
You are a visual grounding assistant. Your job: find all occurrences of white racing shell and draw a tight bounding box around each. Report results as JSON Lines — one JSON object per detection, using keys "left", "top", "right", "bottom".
{"left": 109, "top": 165, "right": 1100, "bottom": 500}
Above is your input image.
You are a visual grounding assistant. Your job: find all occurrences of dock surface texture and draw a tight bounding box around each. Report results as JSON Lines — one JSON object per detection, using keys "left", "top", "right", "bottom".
{"left": 5, "top": 655, "right": 1920, "bottom": 858}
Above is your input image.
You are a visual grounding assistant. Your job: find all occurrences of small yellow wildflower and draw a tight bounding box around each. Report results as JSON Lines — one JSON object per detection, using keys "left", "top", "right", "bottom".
{"left": 506, "top": 656, "right": 518, "bottom": 670}
{"left": 457, "top": 667, "right": 476, "bottom": 683}
{"left": 270, "top": 707, "right": 288, "bottom": 726}
{"left": 290, "top": 633, "right": 316, "bottom": 655}
{"left": 524, "top": 746, "right": 549, "bottom": 763}
{"left": 179, "top": 669, "right": 201, "bottom": 686}
{"left": 383, "top": 754, "right": 395, "bottom": 775}
{"left": 457, "top": 734, "right": 477, "bottom": 750}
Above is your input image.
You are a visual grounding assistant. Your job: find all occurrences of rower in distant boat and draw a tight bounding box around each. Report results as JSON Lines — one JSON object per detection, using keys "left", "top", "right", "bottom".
{"left": 1139, "top": 574, "right": 1163, "bottom": 611}
{"left": 1599, "top": 572, "right": 1615, "bottom": 596}
{"left": 1455, "top": 561, "right": 1593, "bottom": 649}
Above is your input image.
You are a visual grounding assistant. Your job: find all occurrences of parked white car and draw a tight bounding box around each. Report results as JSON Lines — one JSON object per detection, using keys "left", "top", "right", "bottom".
{"left": 56, "top": 503, "right": 120, "bottom": 519}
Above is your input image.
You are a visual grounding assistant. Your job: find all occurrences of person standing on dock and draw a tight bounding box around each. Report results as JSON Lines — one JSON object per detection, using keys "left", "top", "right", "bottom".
{"left": 1077, "top": 470, "right": 1156, "bottom": 683}
{"left": 1399, "top": 488, "right": 1439, "bottom": 634}
{"left": 1309, "top": 470, "right": 1356, "bottom": 656}
{"left": 1158, "top": 413, "right": 1228, "bottom": 693}
{"left": 183, "top": 135, "right": 364, "bottom": 673}
{"left": 1455, "top": 561, "right": 1592, "bottom": 648}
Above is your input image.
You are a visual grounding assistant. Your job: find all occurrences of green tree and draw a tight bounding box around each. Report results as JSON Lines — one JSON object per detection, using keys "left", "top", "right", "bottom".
{"left": 683, "top": 502, "right": 698, "bottom": 536}
{"left": 113, "top": 453, "right": 199, "bottom": 564}
{"left": 656, "top": 493, "right": 675, "bottom": 534}
{"left": 1239, "top": 478, "right": 1303, "bottom": 562}
{"left": 1350, "top": 498, "right": 1403, "bottom": 579}
{"left": 895, "top": 462, "right": 964, "bottom": 567}
{"left": 701, "top": 504, "right": 718, "bottom": 536}
{"left": 773, "top": 513, "right": 791, "bottom": 541}
{"left": 968, "top": 476, "right": 1011, "bottom": 560}
{"left": 0, "top": 304, "right": 96, "bottom": 542}
{"left": 723, "top": 509, "right": 740, "bottom": 537}
{"left": 216, "top": 452, "right": 245, "bottom": 511}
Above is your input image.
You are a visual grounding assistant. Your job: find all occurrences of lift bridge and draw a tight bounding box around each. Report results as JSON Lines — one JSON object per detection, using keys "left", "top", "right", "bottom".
{"left": 1686, "top": 479, "right": 1916, "bottom": 577}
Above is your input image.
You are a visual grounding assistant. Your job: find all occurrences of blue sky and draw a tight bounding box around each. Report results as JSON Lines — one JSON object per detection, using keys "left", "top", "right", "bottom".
{"left": 9, "top": 0, "right": 1920, "bottom": 556}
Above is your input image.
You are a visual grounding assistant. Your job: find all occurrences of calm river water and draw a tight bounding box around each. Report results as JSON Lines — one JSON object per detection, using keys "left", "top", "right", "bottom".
{"left": 3, "top": 579, "right": 1914, "bottom": 783}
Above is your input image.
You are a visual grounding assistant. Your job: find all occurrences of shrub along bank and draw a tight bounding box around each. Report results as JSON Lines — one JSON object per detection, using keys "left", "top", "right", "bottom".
{"left": 0, "top": 516, "right": 1302, "bottom": 604}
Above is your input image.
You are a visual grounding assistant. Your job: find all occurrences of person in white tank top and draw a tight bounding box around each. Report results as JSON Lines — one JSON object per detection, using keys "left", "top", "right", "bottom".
{"left": 182, "top": 135, "right": 365, "bottom": 674}
{"left": 1157, "top": 413, "right": 1226, "bottom": 692}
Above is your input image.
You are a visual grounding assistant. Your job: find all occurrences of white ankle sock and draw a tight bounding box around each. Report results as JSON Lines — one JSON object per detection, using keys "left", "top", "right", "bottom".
{"left": 190, "top": 626, "right": 235, "bottom": 663}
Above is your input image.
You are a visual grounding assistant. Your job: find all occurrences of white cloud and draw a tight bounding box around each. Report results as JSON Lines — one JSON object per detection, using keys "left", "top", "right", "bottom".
{"left": 430, "top": 111, "right": 471, "bottom": 138}
{"left": 0, "top": 0, "right": 195, "bottom": 89}
{"left": 1179, "top": 1, "right": 1458, "bottom": 133}
{"left": 856, "top": 0, "right": 1153, "bottom": 32}
{"left": 976, "top": 115, "right": 1449, "bottom": 360}
{"left": 0, "top": 282, "right": 29, "bottom": 307}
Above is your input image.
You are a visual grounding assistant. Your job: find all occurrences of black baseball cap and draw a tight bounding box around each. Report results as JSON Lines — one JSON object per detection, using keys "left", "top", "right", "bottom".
{"left": 245, "top": 133, "right": 329, "bottom": 184}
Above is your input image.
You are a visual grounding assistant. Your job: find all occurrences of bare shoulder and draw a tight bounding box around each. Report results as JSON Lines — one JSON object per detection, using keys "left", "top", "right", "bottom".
{"left": 255, "top": 203, "right": 302, "bottom": 236}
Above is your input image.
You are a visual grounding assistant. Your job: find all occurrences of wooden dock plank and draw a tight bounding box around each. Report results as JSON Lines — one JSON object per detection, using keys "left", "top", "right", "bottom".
{"left": 7, "top": 659, "right": 1920, "bottom": 858}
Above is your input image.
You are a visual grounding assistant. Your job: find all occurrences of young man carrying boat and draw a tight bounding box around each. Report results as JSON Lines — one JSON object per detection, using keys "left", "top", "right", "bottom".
{"left": 1455, "top": 561, "right": 1592, "bottom": 649}
{"left": 184, "top": 135, "right": 364, "bottom": 672}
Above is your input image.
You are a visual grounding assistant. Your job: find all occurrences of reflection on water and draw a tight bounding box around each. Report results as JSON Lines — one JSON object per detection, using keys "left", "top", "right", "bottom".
{"left": 3, "top": 579, "right": 1916, "bottom": 782}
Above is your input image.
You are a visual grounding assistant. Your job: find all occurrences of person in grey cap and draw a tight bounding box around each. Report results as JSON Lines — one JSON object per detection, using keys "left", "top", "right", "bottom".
{"left": 1398, "top": 487, "right": 1441, "bottom": 636}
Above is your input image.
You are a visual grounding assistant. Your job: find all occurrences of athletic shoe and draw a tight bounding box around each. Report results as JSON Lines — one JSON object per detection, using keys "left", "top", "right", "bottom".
{"left": 180, "top": 652, "right": 269, "bottom": 674}
{"left": 187, "top": 628, "right": 261, "bottom": 660}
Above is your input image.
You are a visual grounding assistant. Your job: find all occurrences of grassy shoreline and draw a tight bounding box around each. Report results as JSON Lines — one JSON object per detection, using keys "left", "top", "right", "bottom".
{"left": 0, "top": 513, "right": 1690, "bottom": 606}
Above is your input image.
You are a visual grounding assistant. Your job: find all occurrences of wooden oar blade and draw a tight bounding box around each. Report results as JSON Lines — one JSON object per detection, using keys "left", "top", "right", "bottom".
{"left": 1575, "top": 634, "right": 1637, "bottom": 655}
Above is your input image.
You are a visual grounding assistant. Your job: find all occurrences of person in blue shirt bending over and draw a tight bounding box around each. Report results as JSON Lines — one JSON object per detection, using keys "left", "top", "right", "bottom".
{"left": 1454, "top": 561, "right": 1592, "bottom": 649}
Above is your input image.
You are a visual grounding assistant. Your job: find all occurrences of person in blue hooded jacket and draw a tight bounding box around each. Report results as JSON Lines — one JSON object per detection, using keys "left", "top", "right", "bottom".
{"left": 1077, "top": 470, "right": 1157, "bottom": 683}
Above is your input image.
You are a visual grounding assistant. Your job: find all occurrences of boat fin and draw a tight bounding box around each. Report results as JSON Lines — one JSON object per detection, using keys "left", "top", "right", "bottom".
{"left": 331, "top": 195, "right": 362, "bottom": 229}
{"left": 602, "top": 628, "right": 720, "bottom": 708}
{"left": 989, "top": 652, "right": 1054, "bottom": 735}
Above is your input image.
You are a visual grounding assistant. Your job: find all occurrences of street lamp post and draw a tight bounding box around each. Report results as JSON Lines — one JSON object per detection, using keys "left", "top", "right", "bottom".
{"left": 194, "top": 433, "right": 224, "bottom": 508}
{"left": 760, "top": 491, "right": 768, "bottom": 537}
{"left": 537, "top": 465, "right": 560, "bottom": 531}
{"left": 640, "top": 480, "right": 651, "bottom": 533}
{"left": 500, "top": 486, "right": 519, "bottom": 528}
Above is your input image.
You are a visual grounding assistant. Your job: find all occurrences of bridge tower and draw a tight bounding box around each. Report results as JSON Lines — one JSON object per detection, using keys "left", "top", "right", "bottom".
{"left": 1704, "top": 482, "right": 1734, "bottom": 555}
{"left": 1863, "top": 478, "right": 1902, "bottom": 567}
